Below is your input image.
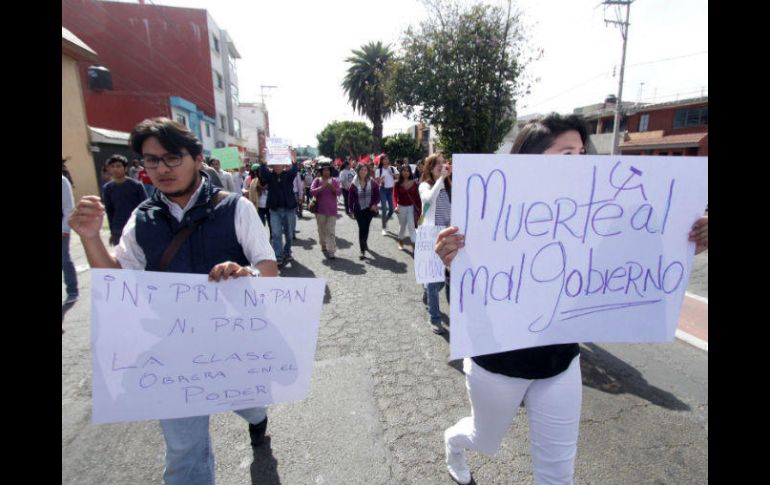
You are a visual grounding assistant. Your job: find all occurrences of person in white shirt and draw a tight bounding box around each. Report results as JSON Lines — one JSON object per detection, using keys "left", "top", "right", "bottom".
{"left": 68, "top": 117, "right": 278, "bottom": 485}
{"left": 339, "top": 161, "right": 355, "bottom": 214}
{"left": 62, "top": 174, "right": 79, "bottom": 307}
{"left": 210, "top": 158, "right": 236, "bottom": 193}
{"left": 375, "top": 154, "right": 398, "bottom": 235}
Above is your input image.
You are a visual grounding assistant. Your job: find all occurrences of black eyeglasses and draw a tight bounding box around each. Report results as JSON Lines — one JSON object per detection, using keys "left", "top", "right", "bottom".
{"left": 142, "top": 152, "right": 189, "bottom": 169}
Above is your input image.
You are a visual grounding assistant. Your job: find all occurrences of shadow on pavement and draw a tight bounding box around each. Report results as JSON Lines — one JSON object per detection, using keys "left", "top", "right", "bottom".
{"left": 579, "top": 343, "right": 690, "bottom": 411}
{"left": 292, "top": 236, "right": 318, "bottom": 251}
{"left": 364, "top": 249, "right": 408, "bottom": 274}
{"left": 62, "top": 301, "right": 77, "bottom": 321}
{"left": 447, "top": 358, "right": 464, "bottom": 375}
{"left": 334, "top": 237, "right": 353, "bottom": 250}
{"left": 277, "top": 261, "right": 331, "bottom": 304}
{"left": 250, "top": 436, "right": 281, "bottom": 485}
{"left": 321, "top": 256, "right": 366, "bottom": 275}
{"left": 279, "top": 260, "right": 316, "bottom": 278}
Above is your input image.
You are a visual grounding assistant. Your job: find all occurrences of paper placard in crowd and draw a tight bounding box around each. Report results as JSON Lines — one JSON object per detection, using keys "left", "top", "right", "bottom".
{"left": 415, "top": 225, "right": 447, "bottom": 284}
{"left": 210, "top": 147, "right": 241, "bottom": 170}
{"left": 449, "top": 155, "right": 708, "bottom": 360}
{"left": 266, "top": 138, "right": 292, "bottom": 165}
{"left": 91, "top": 269, "right": 326, "bottom": 424}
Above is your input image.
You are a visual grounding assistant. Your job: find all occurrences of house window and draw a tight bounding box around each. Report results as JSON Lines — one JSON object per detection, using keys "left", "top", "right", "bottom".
{"left": 601, "top": 118, "right": 614, "bottom": 133}
{"left": 639, "top": 114, "right": 649, "bottom": 132}
{"left": 205, "top": 123, "right": 211, "bottom": 137}
{"left": 219, "top": 114, "right": 227, "bottom": 131}
{"left": 175, "top": 113, "right": 187, "bottom": 127}
{"left": 234, "top": 118, "right": 241, "bottom": 139}
{"left": 674, "top": 107, "right": 708, "bottom": 128}
{"left": 213, "top": 35, "right": 220, "bottom": 53}
{"left": 215, "top": 72, "right": 223, "bottom": 90}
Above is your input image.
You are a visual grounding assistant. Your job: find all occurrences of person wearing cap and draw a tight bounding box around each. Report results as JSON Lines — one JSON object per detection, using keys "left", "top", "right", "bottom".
{"left": 310, "top": 162, "right": 341, "bottom": 259}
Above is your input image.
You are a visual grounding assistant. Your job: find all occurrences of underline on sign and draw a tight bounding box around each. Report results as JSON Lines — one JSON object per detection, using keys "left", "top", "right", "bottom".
{"left": 558, "top": 299, "right": 662, "bottom": 321}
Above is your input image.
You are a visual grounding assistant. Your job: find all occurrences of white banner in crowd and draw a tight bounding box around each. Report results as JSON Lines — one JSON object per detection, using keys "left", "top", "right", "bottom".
{"left": 415, "top": 225, "right": 447, "bottom": 284}
{"left": 266, "top": 138, "right": 292, "bottom": 165}
{"left": 91, "top": 269, "right": 326, "bottom": 424}
{"left": 449, "top": 155, "right": 708, "bottom": 360}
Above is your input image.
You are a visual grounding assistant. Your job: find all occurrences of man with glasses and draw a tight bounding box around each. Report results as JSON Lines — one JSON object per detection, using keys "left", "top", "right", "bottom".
{"left": 68, "top": 117, "right": 278, "bottom": 485}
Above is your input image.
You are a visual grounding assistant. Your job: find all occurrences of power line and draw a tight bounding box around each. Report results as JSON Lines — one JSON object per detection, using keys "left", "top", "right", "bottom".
{"left": 523, "top": 49, "right": 707, "bottom": 110}
{"left": 627, "top": 50, "right": 707, "bottom": 68}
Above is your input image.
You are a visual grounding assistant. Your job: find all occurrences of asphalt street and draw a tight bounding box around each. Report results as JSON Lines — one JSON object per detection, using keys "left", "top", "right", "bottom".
{"left": 62, "top": 201, "right": 708, "bottom": 484}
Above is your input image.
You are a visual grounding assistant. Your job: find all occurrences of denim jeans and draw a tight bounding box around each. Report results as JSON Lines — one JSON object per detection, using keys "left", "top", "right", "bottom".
{"left": 62, "top": 235, "right": 78, "bottom": 298}
{"left": 379, "top": 187, "right": 394, "bottom": 229}
{"left": 427, "top": 281, "right": 445, "bottom": 324}
{"left": 270, "top": 208, "right": 296, "bottom": 260}
{"left": 160, "top": 407, "right": 267, "bottom": 485}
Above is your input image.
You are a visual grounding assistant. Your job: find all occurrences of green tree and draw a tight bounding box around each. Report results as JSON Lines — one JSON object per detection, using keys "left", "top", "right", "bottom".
{"left": 390, "top": 0, "right": 539, "bottom": 154}
{"left": 383, "top": 133, "right": 423, "bottom": 162}
{"left": 316, "top": 122, "right": 341, "bottom": 159}
{"left": 335, "top": 121, "right": 373, "bottom": 159}
{"left": 341, "top": 41, "right": 394, "bottom": 154}
{"left": 316, "top": 121, "right": 372, "bottom": 159}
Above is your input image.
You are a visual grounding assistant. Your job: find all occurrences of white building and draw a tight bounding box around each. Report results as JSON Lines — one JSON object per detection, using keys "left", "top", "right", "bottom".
{"left": 206, "top": 18, "right": 244, "bottom": 149}
{"left": 239, "top": 101, "right": 269, "bottom": 161}
{"left": 404, "top": 122, "right": 439, "bottom": 155}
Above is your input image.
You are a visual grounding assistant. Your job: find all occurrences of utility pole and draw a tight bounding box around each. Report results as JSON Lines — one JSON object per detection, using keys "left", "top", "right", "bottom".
{"left": 603, "top": 0, "right": 633, "bottom": 156}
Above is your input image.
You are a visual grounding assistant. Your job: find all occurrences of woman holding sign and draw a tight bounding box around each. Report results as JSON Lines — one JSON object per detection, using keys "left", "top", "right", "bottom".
{"left": 435, "top": 113, "right": 708, "bottom": 485}
{"left": 419, "top": 153, "right": 452, "bottom": 335}
{"left": 348, "top": 164, "right": 380, "bottom": 260}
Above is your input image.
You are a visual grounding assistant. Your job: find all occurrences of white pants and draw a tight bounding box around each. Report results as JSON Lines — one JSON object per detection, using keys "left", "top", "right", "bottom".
{"left": 396, "top": 205, "right": 417, "bottom": 242}
{"left": 445, "top": 356, "right": 582, "bottom": 485}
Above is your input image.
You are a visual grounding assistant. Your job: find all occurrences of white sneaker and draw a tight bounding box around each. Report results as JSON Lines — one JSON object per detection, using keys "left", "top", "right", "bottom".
{"left": 445, "top": 431, "right": 471, "bottom": 484}
{"left": 381, "top": 229, "right": 387, "bottom": 236}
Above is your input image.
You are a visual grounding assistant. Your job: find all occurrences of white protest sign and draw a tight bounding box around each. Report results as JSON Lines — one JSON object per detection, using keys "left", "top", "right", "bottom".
{"left": 415, "top": 225, "right": 447, "bottom": 284}
{"left": 91, "top": 269, "right": 326, "bottom": 424}
{"left": 266, "top": 138, "right": 292, "bottom": 165}
{"left": 449, "top": 155, "right": 708, "bottom": 360}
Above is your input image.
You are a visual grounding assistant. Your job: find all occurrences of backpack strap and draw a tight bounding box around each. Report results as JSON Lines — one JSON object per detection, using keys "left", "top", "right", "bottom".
{"left": 158, "top": 191, "right": 229, "bottom": 271}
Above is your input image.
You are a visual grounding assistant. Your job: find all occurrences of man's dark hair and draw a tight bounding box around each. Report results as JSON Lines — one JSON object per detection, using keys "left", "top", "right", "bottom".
{"left": 511, "top": 113, "right": 589, "bottom": 155}
{"left": 129, "top": 117, "right": 203, "bottom": 158}
{"left": 106, "top": 154, "right": 128, "bottom": 166}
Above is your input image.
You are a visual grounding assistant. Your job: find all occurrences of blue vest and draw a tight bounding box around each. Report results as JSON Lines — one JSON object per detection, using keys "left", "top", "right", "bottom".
{"left": 134, "top": 175, "right": 249, "bottom": 274}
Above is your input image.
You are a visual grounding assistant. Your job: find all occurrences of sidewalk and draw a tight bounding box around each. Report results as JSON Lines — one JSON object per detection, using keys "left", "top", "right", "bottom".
{"left": 676, "top": 293, "right": 708, "bottom": 351}
{"left": 677, "top": 250, "right": 708, "bottom": 352}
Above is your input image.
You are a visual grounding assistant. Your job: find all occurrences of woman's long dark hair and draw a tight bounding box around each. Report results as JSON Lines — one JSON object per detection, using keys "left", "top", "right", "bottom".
{"left": 511, "top": 113, "right": 589, "bottom": 154}
{"left": 396, "top": 164, "right": 413, "bottom": 186}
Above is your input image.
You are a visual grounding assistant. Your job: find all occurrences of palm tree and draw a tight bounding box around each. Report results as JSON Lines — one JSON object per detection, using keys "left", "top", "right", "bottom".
{"left": 342, "top": 41, "right": 393, "bottom": 154}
